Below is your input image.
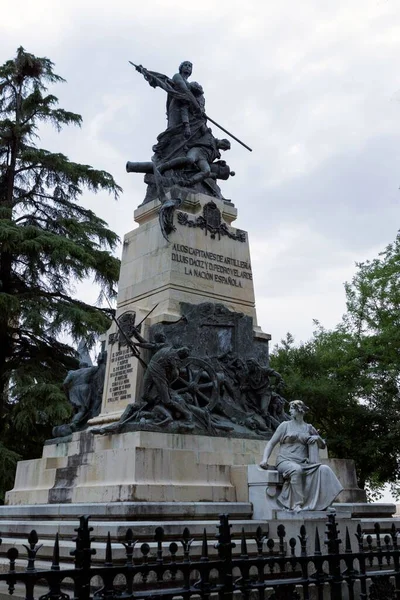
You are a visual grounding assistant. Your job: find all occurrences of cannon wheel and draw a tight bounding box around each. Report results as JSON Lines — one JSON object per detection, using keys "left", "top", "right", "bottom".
{"left": 172, "top": 357, "right": 218, "bottom": 409}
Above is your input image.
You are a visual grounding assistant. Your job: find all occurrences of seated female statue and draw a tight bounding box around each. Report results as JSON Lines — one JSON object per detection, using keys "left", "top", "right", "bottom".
{"left": 260, "top": 400, "right": 343, "bottom": 512}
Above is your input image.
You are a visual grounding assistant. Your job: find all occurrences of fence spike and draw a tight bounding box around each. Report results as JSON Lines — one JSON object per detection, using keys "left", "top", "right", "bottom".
{"left": 255, "top": 525, "right": 267, "bottom": 556}
{"left": 181, "top": 526, "right": 194, "bottom": 561}
{"left": 298, "top": 524, "right": 308, "bottom": 556}
{"left": 169, "top": 541, "right": 178, "bottom": 559}
{"left": 215, "top": 514, "right": 236, "bottom": 559}
{"left": 7, "top": 547, "right": 18, "bottom": 570}
{"left": 267, "top": 538, "right": 275, "bottom": 555}
{"left": 375, "top": 522, "right": 381, "bottom": 551}
{"left": 155, "top": 526, "right": 164, "bottom": 565}
{"left": 289, "top": 537, "right": 297, "bottom": 557}
{"left": 324, "top": 511, "right": 341, "bottom": 555}
{"left": 314, "top": 527, "right": 321, "bottom": 556}
{"left": 23, "top": 529, "right": 43, "bottom": 571}
{"left": 277, "top": 524, "right": 286, "bottom": 556}
{"left": 28, "top": 530, "right": 38, "bottom": 546}
{"left": 126, "top": 527, "right": 133, "bottom": 542}
{"left": 345, "top": 527, "right": 352, "bottom": 554}
{"left": 240, "top": 527, "right": 248, "bottom": 558}
{"left": 70, "top": 514, "right": 96, "bottom": 574}
{"left": 105, "top": 531, "right": 113, "bottom": 567}
{"left": 6, "top": 547, "right": 18, "bottom": 596}
{"left": 51, "top": 532, "right": 60, "bottom": 570}
{"left": 356, "top": 523, "right": 364, "bottom": 552}
{"left": 122, "top": 527, "right": 138, "bottom": 567}
{"left": 140, "top": 542, "right": 150, "bottom": 559}
{"left": 391, "top": 523, "right": 398, "bottom": 548}
{"left": 201, "top": 528, "right": 209, "bottom": 561}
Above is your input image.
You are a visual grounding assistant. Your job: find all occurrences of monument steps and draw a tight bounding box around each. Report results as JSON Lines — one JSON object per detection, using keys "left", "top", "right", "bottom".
{"left": 0, "top": 501, "right": 253, "bottom": 522}
{"left": 0, "top": 502, "right": 398, "bottom": 563}
{"left": 0, "top": 501, "right": 273, "bottom": 578}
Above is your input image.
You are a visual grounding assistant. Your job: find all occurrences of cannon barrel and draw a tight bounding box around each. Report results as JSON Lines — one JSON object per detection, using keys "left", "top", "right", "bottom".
{"left": 126, "top": 161, "right": 153, "bottom": 174}
{"left": 126, "top": 159, "right": 235, "bottom": 180}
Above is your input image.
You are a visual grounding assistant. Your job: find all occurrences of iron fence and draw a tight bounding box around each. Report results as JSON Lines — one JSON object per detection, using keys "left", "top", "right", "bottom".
{"left": 0, "top": 512, "right": 399, "bottom": 599}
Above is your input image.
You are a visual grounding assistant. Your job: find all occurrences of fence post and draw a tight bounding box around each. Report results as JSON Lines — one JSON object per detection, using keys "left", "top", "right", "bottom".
{"left": 70, "top": 515, "right": 96, "bottom": 600}
{"left": 216, "top": 514, "right": 235, "bottom": 600}
{"left": 23, "top": 529, "right": 42, "bottom": 600}
{"left": 325, "top": 512, "right": 343, "bottom": 600}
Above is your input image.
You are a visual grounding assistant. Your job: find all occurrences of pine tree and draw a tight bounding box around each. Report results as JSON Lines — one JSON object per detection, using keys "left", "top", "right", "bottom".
{"left": 0, "top": 47, "right": 121, "bottom": 500}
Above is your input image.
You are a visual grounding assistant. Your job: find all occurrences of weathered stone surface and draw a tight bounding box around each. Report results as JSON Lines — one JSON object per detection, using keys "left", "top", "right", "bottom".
{"left": 5, "top": 431, "right": 267, "bottom": 505}
{"left": 334, "top": 503, "right": 396, "bottom": 518}
{"left": 0, "top": 501, "right": 253, "bottom": 521}
{"left": 119, "top": 192, "right": 257, "bottom": 321}
{"left": 322, "top": 458, "right": 367, "bottom": 503}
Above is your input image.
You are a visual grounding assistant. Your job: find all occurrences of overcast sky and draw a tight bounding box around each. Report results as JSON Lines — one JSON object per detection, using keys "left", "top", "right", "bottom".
{"left": 1, "top": 0, "right": 400, "bottom": 348}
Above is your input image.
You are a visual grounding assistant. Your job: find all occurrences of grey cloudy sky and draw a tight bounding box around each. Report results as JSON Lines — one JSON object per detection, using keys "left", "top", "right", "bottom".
{"left": 1, "top": 0, "right": 400, "bottom": 348}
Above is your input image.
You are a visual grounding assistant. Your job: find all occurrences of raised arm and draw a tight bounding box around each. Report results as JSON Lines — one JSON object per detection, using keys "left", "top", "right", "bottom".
{"left": 132, "top": 341, "right": 155, "bottom": 350}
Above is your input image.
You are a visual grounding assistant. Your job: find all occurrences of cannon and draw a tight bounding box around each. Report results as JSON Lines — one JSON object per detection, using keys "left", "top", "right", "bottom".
{"left": 126, "top": 159, "right": 235, "bottom": 180}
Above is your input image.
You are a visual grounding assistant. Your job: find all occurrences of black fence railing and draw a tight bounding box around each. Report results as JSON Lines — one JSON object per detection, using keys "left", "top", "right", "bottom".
{"left": 0, "top": 512, "right": 399, "bottom": 599}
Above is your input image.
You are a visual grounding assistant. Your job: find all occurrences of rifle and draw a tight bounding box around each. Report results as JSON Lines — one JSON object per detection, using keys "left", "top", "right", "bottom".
{"left": 102, "top": 295, "right": 148, "bottom": 369}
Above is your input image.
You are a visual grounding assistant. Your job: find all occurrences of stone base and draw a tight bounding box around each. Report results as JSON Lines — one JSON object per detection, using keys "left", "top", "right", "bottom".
{"left": 247, "top": 465, "right": 395, "bottom": 553}
{"left": 1, "top": 500, "right": 397, "bottom": 567}
{"left": 247, "top": 462, "right": 368, "bottom": 521}
{"left": 5, "top": 430, "right": 269, "bottom": 505}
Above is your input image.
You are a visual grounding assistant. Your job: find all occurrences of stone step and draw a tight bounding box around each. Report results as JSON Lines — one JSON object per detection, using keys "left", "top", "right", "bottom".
{"left": 0, "top": 525, "right": 269, "bottom": 563}
{"left": 0, "top": 518, "right": 264, "bottom": 542}
{"left": 333, "top": 503, "right": 396, "bottom": 519}
{"left": 0, "top": 501, "right": 252, "bottom": 521}
{"left": 0, "top": 502, "right": 266, "bottom": 566}
{"left": 359, "top": 517, "right": 400, "bottom": 532}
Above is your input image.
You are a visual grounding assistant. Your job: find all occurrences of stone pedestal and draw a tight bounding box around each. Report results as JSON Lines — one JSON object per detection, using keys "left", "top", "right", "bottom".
{"left": 5, "top": 431, "right": 268, "bottom": 505}
{"left": 89, "top": 190, "right": 270, "bottom": 427}
{"left": 247, "top": 461, "right": 366, "bottom": 521}
{"left": 122, "top": 191, "right": 256, "bottom": 322}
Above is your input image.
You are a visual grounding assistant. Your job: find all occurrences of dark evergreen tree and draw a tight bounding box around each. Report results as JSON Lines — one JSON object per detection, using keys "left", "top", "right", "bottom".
{"left": 0, "top": 47, "right": 121, "bottom": 501}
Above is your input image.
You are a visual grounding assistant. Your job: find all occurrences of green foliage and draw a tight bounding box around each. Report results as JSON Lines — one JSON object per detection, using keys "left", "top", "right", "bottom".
{"left": 0, "top": 443, "right": 20, "bottom": 504}
{"left": 271, "top": 232, "right": 400, "bottom": 497}
{"left": 0, "top": 47, "right": 122, "bottom": 501}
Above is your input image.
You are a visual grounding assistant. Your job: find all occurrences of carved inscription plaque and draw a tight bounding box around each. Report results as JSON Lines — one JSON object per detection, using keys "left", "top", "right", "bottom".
{"left": 171, "top": 243, "right": 252, "bottom": 289}
{"left": 107, "top": 347, "right": 133, "bottom": 403}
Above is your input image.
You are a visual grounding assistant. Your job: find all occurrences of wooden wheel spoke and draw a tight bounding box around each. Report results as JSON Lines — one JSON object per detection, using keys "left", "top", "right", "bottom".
{"left": 197, "top": 382, "right": 213, "bottom": 389}
{"left": 178, "top": 385, "right": 190, "bottom": 393}
{"left": 197, "top": 391, "right": 211, "bottom": 404}
{"left": 186, "top": 366, "right": 196, "bottom": 383}
{"left": 191, "top": 369, "right": 203, "bottom": 383}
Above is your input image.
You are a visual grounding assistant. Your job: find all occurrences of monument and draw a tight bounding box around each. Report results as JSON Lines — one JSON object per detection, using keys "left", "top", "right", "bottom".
{"left": 4, "top": 61, "right": 375, "bottom": 533}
